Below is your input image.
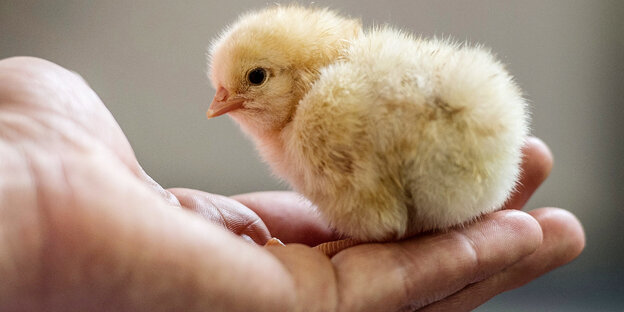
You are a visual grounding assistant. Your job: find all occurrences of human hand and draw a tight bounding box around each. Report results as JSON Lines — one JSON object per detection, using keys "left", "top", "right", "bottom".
{"left": 0, "top": 57, "right": 584, "bottom": 311}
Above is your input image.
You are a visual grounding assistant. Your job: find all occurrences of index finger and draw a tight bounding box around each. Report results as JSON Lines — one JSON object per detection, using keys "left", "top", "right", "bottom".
{"left": 232, "top": 191, "right": 338, "bottom": 245}
{"left": 330, "top": 210, "right": 542, "bottom": 311}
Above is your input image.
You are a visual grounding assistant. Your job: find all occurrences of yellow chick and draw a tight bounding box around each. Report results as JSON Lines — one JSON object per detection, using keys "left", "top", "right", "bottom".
{"left": 207, "top": 6, "right": 529, "bottom": 241}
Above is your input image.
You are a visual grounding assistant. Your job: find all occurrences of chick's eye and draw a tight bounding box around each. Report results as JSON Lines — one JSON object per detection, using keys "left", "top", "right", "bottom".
{"left": 247, "top": 68, "right": 267, "bottom": 85}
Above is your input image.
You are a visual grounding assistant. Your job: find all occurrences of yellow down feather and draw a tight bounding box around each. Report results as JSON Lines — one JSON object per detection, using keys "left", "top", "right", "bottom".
{"left": 208, "top": 5, "right": 528, "bottom": 241}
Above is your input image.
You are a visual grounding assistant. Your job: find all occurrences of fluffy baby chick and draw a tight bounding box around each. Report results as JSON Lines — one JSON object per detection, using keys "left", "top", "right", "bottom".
{"left": 207, "top": 6, "right": 528, "bottom": 241}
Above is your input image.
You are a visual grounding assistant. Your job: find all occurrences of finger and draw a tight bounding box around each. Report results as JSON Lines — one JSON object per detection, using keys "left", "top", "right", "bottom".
{"left": 330, "top": 210, "right": 543, "bottom": 312}
{"left": 419, "top": 208, "right": 584, "bottom": 311}
{"left": 503, "top": 137, "right": 553, "bottom": 210}
{"left": 169, "top": 188, "right": 271, "bottom": 245}
{"left": 232, "top": 191, "right": 338, "bottom": 245}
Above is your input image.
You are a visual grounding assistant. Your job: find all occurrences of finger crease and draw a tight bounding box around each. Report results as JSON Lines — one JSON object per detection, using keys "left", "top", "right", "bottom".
{"left": 456, "top": 231, "right": 481, "bottom": 282}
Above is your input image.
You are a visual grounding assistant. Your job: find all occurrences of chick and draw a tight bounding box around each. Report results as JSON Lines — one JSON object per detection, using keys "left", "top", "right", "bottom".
{"left": 207, "top": 6, "right": 529, "bottom": 241}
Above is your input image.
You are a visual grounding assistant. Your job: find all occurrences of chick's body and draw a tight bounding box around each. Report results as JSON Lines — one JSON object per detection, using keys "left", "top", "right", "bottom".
{"left": 208, "top": 6, "right": 528, "bottom": 241}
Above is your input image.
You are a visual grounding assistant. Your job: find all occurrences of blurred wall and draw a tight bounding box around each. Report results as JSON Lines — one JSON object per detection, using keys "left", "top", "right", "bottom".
{"left": 1, "top": 1, "right": 622, "bottom": 310}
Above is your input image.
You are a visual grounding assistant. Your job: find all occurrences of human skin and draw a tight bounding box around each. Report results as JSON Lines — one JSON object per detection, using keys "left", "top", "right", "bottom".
{"left": 0, "top": 57, "right": 584, "bottom": 311}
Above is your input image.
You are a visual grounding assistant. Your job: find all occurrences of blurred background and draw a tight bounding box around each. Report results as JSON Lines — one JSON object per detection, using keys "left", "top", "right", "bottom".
{"left": 1, "top": 1, "right": 622, "bottom": 310}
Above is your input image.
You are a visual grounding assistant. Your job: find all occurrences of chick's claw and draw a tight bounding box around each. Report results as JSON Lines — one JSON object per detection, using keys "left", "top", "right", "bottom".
{"left": 314, "top": 238, "right": 361, "bottom": 258}
{"left": 264, "top": 237, "right": 285, "bottom": 247}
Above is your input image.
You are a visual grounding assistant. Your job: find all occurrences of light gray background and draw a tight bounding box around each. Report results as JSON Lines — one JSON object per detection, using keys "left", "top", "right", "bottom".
{"left": 1, "top": 1, "right": 622, "bottom": 310}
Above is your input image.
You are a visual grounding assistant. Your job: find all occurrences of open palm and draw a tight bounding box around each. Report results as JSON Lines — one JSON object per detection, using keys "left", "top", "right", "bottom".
{"left": 0, "top": 57, "right": 584, "bottom": 311}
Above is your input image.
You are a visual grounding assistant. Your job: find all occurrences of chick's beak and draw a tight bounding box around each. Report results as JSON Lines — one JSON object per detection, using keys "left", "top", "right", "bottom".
{"left": 207, "top": 87, "right": 244, "bottom": 118}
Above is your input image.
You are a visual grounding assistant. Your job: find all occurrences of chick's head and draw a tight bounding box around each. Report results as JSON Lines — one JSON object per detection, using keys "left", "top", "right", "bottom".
{"left": 208, "top": 6, "right": 361, "bottom": 134}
